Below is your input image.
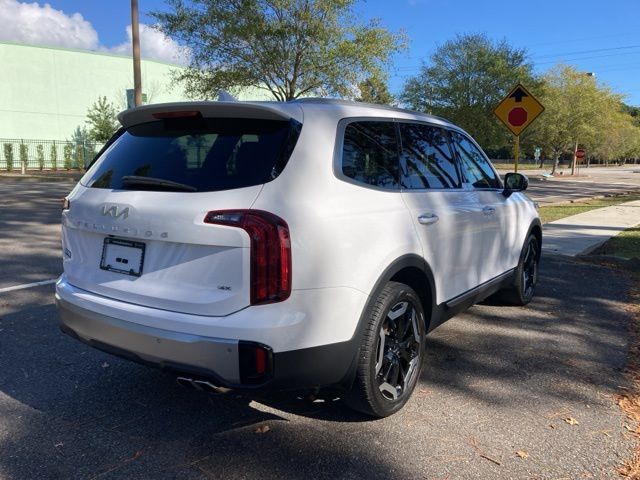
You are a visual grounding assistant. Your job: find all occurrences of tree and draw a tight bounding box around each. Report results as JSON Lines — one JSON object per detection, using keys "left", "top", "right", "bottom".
{"left": 36, "top": 144, "right": 45, "bottom": 171}
{"left": 152, "top": 0, "right": 406, "bottom": 101}
{"left": 86, "top": 96, "right": 119, "bottom": 143}
{"left": 50, "top": 144, "right": 58, "bottom": 171}
{"left": 357, "top": 74, "right": 394, "bottom": 105}
{"left": 3, "top": 144, "right": 13, "bottom": 171}
{"left": 70, "top": 126, "right": 96, "bottom": 169}
{"left": 526, "top": 65, "right": 632, "bottom": 170}
{"left": 401, "top": 33, "right": 537, "bottom": 152}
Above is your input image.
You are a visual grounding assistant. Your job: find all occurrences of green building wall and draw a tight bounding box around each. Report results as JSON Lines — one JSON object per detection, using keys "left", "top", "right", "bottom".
{"left": 1, "top": 41, "right": 193, "bottom": 141}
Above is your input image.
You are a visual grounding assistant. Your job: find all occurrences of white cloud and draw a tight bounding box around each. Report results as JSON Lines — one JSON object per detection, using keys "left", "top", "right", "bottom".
{"left": 0, "top": 0, "right": 98, "bottom": 49}
{"left": 110, "top": 24, "right": 191, "bottom": 66}
{"left": 0, "top": 2, "right": 189, "bottom": 65}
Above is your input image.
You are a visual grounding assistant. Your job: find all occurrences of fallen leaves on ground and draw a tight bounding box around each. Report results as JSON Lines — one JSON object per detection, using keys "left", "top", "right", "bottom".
{"left": 515, "top": 450, "right": 529, "bottom": 459}
{"left": 564, "top": 417, "right": 579, "bottom": 426}
{"left": 255, "top": 425, "right": 270, "bottom": 434}
{"left": 614, "top": 268, "right": 640, "bottom": 478}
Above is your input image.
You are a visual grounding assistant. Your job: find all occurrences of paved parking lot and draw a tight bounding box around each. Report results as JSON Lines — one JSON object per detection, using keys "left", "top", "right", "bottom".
{"left": 507, "top": 166, "right": 640, "bottom": 205}
{"left": 0, "top": 179, "right": 637, "bottom": 479}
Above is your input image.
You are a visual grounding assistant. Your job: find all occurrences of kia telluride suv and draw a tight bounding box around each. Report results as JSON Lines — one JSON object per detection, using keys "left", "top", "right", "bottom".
{"left": 56, "top": 98, "right": 541, "bottom": 417}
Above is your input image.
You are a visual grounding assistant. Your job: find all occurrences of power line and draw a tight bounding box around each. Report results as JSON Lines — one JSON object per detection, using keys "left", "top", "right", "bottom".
{"left": 524, "top": 32, "right": 639, "bottom": 48}
{"left": 389, "top": 47, "right": 640, "bottom": 74}
{"left": 535, "top": 50, "right": 640, "bottom": 66}
{"left": 530, "top": 44, "right": 640, "bottom": 59}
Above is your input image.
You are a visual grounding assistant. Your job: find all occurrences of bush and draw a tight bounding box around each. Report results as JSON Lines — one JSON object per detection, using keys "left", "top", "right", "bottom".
{"left": 75, "top": 143, "right": 83, "bottom": 169}
{"left": 3, "top": 143, "right": 13, "bottom": 171}
{"left": 36, "top": 144, "right": 45, "bottom": 170}
{"left": 63, "top": 144, "right": 73, "bottom": 170}
{"left": 70, "top": 126, "right": 95, "bottom": 169}
{"left": 19, "top": 143, "right": 28, "bottom": 171}
{"left": 50, "top": 144, "right": 58, "bottom": 171}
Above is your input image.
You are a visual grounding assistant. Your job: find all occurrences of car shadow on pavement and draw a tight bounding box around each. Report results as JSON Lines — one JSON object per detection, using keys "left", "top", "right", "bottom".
{"left": 419, "top": 254, "right": 632, "bottom": 407}
{"left": 0, "top": 298, "right": 404, "bottom": 479}
{"left": 0, "top": 254, "right": 635, "bottom": 479}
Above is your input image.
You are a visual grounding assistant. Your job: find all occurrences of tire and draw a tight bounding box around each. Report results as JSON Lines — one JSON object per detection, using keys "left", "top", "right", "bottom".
{"left": 496, "top": 233, "right": 540, "bottom": 306}
{"left": 346, "top": 281, "right": 426, "bottom": 418}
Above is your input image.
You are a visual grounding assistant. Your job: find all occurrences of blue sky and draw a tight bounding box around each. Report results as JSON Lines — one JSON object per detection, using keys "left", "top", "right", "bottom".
{"left": 3, "top": 0, "right": 640, "bottom": 105}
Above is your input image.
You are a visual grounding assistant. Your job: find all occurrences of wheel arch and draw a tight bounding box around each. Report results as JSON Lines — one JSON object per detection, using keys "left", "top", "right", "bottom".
{"left": 340, "top": 254, "right": 437, "bottom": 390}
{"left": 371, "top": 254, "right": 436, "bottom": 330}
{"left": 527, "top": 218, "right": 543, "bottom": 256}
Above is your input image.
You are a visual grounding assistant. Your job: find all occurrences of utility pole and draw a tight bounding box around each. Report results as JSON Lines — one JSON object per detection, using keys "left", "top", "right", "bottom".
{"left": 131, "top": 0, "right": 142, "bottom": 107}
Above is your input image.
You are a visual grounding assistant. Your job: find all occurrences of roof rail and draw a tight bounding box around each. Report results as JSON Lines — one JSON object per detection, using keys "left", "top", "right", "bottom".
{"left": 289, "top": 97, "right": 449, "bottom": 123}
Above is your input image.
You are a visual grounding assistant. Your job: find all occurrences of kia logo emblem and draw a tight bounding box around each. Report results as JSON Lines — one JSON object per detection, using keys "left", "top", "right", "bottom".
{"left": 101, "top": 205, "right": 130, "bottom": 219}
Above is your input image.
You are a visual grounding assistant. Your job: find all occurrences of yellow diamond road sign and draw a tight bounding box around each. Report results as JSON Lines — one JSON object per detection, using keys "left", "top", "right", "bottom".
{"left": 493, "top": 83, "right": 544, "bottom": 136}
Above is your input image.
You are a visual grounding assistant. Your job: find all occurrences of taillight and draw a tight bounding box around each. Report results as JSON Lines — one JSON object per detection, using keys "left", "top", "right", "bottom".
{"left": 204, "top": 210, "right": 291, "bottom": 305}
{"left": 62, "top": 198, "right": 70, "bottom": 211}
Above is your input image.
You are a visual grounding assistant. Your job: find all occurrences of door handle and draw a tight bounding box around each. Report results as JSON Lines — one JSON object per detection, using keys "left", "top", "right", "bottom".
{"left": 482, "top": 206, "right": 496, "bottom": 216}
{"left": 418, "top": 213, "right": 439, "bottom": 225}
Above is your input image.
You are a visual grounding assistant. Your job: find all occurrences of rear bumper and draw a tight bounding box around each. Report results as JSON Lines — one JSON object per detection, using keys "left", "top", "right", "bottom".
{"left": 57, "top": 296, "right": 243, "bottom": 385}
{"left": 55, "top": 277, "right": 365, "bottom": 389}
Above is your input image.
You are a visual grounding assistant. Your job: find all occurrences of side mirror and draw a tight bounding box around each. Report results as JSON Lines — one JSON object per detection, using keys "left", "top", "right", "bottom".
{"left": 503, "top": 172, "right": 528, "bottom": 198}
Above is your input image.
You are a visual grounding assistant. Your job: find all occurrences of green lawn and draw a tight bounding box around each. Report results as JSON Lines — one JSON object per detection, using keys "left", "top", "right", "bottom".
{"left": 595, "top": 226, "right": 640, "bottom": 259}
{"left": 538, "top": 194, "right": 640, "bottom": 224}
{"left": 492, "top": 163, "right": 541, "bottom": 170}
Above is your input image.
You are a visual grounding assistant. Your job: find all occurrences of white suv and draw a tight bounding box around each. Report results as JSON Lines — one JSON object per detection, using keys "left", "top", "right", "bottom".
{"left": 56, "top": 99, "right": 541, "bottom": 417}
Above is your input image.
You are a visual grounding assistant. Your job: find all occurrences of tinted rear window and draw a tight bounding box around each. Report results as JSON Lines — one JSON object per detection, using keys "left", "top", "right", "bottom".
{"left": 82, "top": 118, "right": 300, "bottom": 192}
{"left": 341, "top": 121, "right": 400, "bottom": 189}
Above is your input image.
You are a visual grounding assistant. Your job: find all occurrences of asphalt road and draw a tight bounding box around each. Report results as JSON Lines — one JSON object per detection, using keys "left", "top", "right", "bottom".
{"left": 502, "top": 166, "right": 640, "bottom": 205}
{"left": 0, "top": 178, "right": 637, "bottom": 479}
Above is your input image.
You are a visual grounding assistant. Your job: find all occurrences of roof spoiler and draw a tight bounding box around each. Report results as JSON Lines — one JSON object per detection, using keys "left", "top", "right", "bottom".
{"left": 118, "top": 101, "right": 302, "bottom": 128}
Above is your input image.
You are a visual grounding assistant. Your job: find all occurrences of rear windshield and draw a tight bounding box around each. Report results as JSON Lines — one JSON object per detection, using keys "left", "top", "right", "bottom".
{"left": 81, "top": 117, "right": 301, "bottom": 192}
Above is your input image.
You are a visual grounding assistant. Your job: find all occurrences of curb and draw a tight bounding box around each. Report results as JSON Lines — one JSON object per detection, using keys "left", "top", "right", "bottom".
{"left": 0, "top": 173, "right": 83, "bottom": 182}
{"left": 539, "top": 191, "right": 640, "bottom": 208}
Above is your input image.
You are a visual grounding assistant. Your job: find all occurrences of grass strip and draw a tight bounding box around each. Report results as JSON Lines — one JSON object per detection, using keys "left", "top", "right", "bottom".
{"left": 538, "top": 194, "right": 640, "bottom": 225}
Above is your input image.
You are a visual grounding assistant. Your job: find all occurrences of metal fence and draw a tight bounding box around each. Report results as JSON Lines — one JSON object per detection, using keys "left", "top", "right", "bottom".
{"left": 0, "top": 138, "right": 104, "bottom": 171}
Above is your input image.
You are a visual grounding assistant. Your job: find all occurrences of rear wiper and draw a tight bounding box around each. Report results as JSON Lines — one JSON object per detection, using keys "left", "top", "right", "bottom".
{"left": 121, "top": 176, "right": 197, "bottom": 192}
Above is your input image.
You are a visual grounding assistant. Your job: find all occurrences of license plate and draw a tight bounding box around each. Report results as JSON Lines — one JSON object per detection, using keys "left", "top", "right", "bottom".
{"left": 100, "top": 238, "right": 146, "bottom": 277}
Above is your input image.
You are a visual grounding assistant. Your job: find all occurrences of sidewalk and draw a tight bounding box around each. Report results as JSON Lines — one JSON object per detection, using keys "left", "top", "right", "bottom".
{"left": 542, "top": 200, "right": 640, "bottom": 257}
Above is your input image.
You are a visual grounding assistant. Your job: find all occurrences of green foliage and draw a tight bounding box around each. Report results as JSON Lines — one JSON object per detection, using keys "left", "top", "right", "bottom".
{"left": 401, "top": 33, "right": 537, "bottom": 151}
{"left": 152, "top": 0, "right": 406, "bottom": 101}
{"left": 86, "top": 96, "right": 119, "bottom": 143}
{"left": 527, "top": 65, "right": 640, "bottom": 166}
{"left": 357, "top": 74, "right": 394, "bottom": 105}
{"left": 70, "top": 126, "right": 96, "bottom": 169}
{"left": 622, "top": 103, "right": 640, "bottom": 125}
{"left": 19, "top": 143, "right": 28, "bottom": 170}
{"left": 36, "top": 144, "right": 45, "bottom": 170}
{"left": 3, "top": 143, "right": 13, "bottom": 171}
{"left": 50, "top": 144, "right": 58, "bottom": 171}
{"left": 63, "top": 144, "right": 73, "bottom": 170}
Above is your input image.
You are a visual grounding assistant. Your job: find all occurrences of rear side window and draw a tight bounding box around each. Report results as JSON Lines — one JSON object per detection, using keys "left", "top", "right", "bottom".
{"left": 341, "top": 121, "right": 399, "bottom": 189}
{"left": 82, "top": 118, "right": 300, "bottom": 192}
{"left": 399, "top": 123, "right": 461, "bottom": 189}
{"left": 451, "top": 131, "right": 501, "bottom": 189}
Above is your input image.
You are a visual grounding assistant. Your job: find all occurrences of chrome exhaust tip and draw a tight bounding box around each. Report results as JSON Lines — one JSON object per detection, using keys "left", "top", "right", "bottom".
{"left": 193, "top": 379, "right": 231, "bottom": 394}
{"left": 176, "top": 376, "right": 196, "bottom": 389}
{"left": 176, "top": 376, "right": 230, "bottom": 394}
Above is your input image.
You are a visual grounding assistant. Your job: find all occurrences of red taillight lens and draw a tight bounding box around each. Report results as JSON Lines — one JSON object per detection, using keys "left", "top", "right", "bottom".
{"left": 238, "top": 341, "right": 273, "bottom": 384}
{"left": 255, "top": 348, "right": 266, "bottom": 375}
{"left": 204, "top": 210, "right": 291, "bottom": 305}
